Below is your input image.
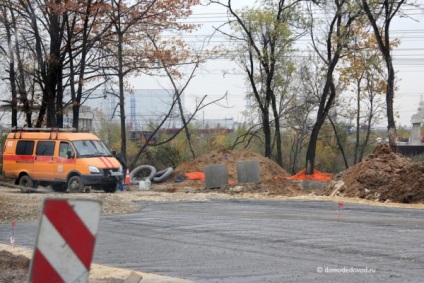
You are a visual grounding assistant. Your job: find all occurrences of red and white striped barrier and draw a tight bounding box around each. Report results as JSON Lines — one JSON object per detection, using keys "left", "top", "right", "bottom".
{"left": 29, "top": 199, "right": 102, "bottom": 283}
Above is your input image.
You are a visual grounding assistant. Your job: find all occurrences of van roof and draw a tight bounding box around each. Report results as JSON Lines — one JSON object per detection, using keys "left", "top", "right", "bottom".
{"left": 6, "top": 131, "right": 100, "bottom": 141}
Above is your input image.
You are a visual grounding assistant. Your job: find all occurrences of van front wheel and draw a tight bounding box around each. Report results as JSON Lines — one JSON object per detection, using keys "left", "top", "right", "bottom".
{"left": 103, "top": 183, "right": 118, "bottom": 193}
{"left": 68, "top": 176, "right": 85, "bottom": 193}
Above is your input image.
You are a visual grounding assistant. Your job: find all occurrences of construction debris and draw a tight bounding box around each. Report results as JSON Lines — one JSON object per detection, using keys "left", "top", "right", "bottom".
{"left": 324, "top": 143, "right": 424, "bottom": 203}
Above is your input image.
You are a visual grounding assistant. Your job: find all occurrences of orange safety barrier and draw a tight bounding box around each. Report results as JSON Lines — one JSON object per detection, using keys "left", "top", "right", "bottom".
{"left": 285, "top": 169, "right": 333, "bottom": 181}
{"left": 228, "top": 179, "right": 236, "bottom": 185}
{"left": 185, "top": 172, "right": 205, "bottom": 181}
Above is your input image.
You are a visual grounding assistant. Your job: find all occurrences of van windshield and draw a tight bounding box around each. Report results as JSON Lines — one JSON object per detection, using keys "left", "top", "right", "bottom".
{"left": 73, "top": 140, "right": 112, "bottom": 158}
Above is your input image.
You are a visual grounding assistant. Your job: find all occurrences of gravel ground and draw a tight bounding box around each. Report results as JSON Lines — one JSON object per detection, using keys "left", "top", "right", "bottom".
{"left": 1, "top": 184, "right": 424, "bottom": 283}
{"left": 1, "top": 184, "right": 424, "bottom": 224}
{"left": 0, "top": 184, "right": 235, "bottom": 283}
{"left": 0, "top": 185, "right": 240, "bottom": 224}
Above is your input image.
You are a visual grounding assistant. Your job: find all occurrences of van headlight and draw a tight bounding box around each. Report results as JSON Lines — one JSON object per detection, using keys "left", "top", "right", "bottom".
{"left": 118, "top": 166, "right": 123, "bottom": 173}
{"left": 88, "top": 165, "right": 100, "bottom": 173}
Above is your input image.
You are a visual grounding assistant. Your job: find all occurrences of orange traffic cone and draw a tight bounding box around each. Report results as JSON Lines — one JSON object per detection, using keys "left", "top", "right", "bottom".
{"left": 125, "top": 169, "right": 131, "bottom": 185}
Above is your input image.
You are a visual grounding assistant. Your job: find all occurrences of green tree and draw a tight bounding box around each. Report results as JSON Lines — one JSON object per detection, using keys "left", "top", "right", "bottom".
{"left": 338, "top": 19, "right": 389, "bottom": 164}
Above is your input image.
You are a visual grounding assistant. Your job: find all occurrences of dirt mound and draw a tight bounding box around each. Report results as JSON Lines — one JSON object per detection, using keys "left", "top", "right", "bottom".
{"left": 156, "top": 149, "right": 305, "bottom": 196}
{"left": 0, "top": 250, "right": 29, "bottom": 283}
{"left": 326, "top": 143, "right": 424, "bottom": 203}
{"left": 175, "top": 148, "right": 291, "bottom": 181}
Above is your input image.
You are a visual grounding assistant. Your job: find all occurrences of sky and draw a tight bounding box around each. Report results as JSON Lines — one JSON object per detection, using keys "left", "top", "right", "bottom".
{"left": 131, "top": 0, "right": 424, "bottom": 129}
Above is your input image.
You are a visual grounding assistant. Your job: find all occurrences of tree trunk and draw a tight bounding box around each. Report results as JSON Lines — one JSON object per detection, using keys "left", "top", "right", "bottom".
{"left": 305, "top": 119, "right": 321, "bottom": 175}
{"left": 361, "top": 0, "right": 399, "bottom": 152}
{"left": 56, "top": 68, "right": 64, "bottom": 128}
{"left": 263, "top": 109, "right": 272, "bottom": 158}
{"left": 118, "top": 32, "right": 127, "bottom": 164}
{"left": 9, "top": 61, "right": 18, "bottom": 128}
{"left": 177, "top": 90, "right": 196, "bottom": 158}
{"left": 14, "top": 23, "right": 32, "bottom": 127}
{"left": 271, "top": 92, "right": 282, "bottom": 166}
{"left": 329, "top": 117, "right": 349, "bottom": 169}
{"left": 359, "top": 91, "right": 375, "bottom": 162}
{"left": 68, "top": 37, "right": 79, "bottom": 129}
{"left": 70, "top": 2, "right": 91, "bottom": 131}
{"left": 46, "top": 4, "right": 62, "bottom": 127}
{"left": 305, "top": 73, "right": 339, "bottom": 174}
{"left": 46, "top": 93, "right": 57, "bottom": 127}
{"left": 386, "top": 54, "right": 397, "bottom": 152}
{"left": 26, "top": 0, "right": 48, "bottom": 128}
{"left": 354, "top": 80, "right": 361, "bottom": 164}
{"left": 2, "top": 6, "right": 18, "bottom": 127}
{"left": 7, "top": 28, "right": 18, "bottom": 127}
{"left": 36, "top": 94, "right": 48, "bottom": 127}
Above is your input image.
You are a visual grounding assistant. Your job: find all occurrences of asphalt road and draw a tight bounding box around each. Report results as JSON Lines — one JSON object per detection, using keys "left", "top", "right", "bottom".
{"left": 1, "top": 199, "right": 424, "bottom": 282}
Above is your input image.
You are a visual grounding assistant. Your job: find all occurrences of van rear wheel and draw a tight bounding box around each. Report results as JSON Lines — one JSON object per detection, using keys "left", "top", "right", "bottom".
{"left": 19, "top": 175, "right": 34, "bottom": 189}
{"left": 68, "top": 176, "right": 85, "bottom": 193}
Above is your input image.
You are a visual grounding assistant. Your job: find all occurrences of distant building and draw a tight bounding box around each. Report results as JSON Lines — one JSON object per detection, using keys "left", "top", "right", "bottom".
{"left": 81, "top": 89, "right": 185, "bottom": 131}
{"left": 410, "top": 96, "right": 424, "bottom": 145}
{"left": 0, "top": 89, "right": 238, "bottom": 136}
{"left": 202, "top": 118, "right": 236, "bottom": 130}
{"left": 63, "top": 105, "right": 94, "bottom": 131}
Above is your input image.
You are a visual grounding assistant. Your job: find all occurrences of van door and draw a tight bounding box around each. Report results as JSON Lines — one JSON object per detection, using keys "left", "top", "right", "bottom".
{"left": 34, "top": 141, "right": 56, "bottom": 181}
{"left": 55, "top": 141, "right": 76, "bottom": 182}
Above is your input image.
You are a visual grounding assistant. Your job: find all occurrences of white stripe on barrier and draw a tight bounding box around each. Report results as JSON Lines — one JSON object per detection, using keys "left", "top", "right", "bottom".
{"left": 38, "top": 214, "right": 88, "bottom": 282}
{"left": 68, "top": 199, "right": 102, "bottom": 235}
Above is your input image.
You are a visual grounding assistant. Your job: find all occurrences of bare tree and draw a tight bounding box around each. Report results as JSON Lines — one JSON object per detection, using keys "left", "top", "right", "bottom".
{"left": 210, "top": 0, "right": 305, "bottom": 166}
{"left": 286, "top": 58, "right": 318, "bottom": 174}
{"left": 100, "top": 0, "right": 199, "bottom": 164}
{"left": 0, "top": 2, "right": 17, "bottom": 127}
{"left": 359, "top": 0, "right": 411, "bottom": 151}
{"left": 148, "top": 34, "right": 205, "bottom": 158}
{"left": 0, "top": 0, "right": 34, "bottom": 127}
{"left": 13, "top": 0, "right": 67, "bottom": 127}
{"left": 64, "top": 0, "right": 113, "bottom": 130}
{"left": 305, "top": 0, "right": 360, "bottom": 174}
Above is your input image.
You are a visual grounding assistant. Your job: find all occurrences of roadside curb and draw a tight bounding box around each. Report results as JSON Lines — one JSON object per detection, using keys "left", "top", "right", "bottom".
{"left": 0, "top": 243, "right": 194, "bottom": 283}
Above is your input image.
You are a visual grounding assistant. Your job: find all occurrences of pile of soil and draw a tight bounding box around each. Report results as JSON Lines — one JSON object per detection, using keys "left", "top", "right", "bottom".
{"left": 326, "top": 143, "right": 424, "bottom": 203}
{"left": 156, "top": 148, "right": 305, "bottom": 197}
{"left": 0, "top": 250, "right": 30, "bottom": 283}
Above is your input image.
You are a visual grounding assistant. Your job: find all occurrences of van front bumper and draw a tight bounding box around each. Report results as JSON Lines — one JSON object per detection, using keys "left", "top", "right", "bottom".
{"left": 80, "top": 169, "right": 123, "bottom": 185}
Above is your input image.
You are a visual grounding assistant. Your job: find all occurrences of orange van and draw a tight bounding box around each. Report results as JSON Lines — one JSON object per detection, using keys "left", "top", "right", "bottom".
{"left": 2, "top": 128, "right": 124, "bottom": 193}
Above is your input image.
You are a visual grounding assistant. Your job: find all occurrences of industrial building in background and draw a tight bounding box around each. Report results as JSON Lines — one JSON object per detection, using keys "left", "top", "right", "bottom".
{"left": 68, "top": 89, "right": 236, "bottom": 138}
{"left": 0, "top": 88, "right": 238, "bottom": 139}
{"left": 65, "top": 89, "right": 183, "bottom": 132}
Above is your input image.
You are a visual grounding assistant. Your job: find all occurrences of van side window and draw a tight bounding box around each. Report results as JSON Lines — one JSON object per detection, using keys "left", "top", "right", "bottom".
{"left": 36, "top": 141, "right": 55, "bottom": 156}
{"left": 59, "top": 142, "right": 74, "bottom": 158}
{"left": 16, "top": 141, "right": 34, "bottom": 155}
